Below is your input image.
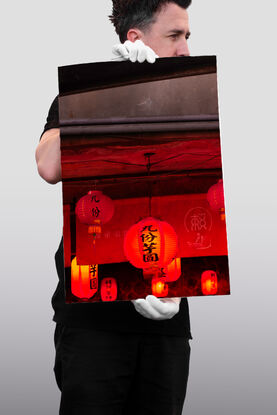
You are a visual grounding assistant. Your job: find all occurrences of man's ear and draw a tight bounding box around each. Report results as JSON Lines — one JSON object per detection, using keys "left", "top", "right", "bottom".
{"left": 126, "top": 28, "right": 144, "bottom": 42}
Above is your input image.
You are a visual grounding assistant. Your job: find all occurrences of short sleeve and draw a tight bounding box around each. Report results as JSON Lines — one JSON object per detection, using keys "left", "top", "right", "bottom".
{"left": 40, "top": 96, "right": 59, "bottom": 140}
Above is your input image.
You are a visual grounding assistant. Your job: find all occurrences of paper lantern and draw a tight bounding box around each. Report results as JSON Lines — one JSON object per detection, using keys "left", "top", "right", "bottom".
{"left": 163, "top": 258, "right": 181, "bottom": 282}
{"left": 71, "top": 257, "right": 98, "bottom": 299}
{"left": 101, "top": 277, "right": 118, "bottom": 302}
{"left": 152, "top": 278, "right": 169, "bottom": 297}
{"left": 124, "top": 216, "right": 178, "bottom": 270}
{"left": 75, "top": 190, "right": 114, "bottom": 235}
{"left": 207, "top": 179, "right": 225, "bottom": 220}
{"left": 201, "top": 270, "right": 218, "bottom": 295}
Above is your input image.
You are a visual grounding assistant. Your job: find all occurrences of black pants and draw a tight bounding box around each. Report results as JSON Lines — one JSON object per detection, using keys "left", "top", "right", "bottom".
{"left": 54, "top": 323, "right": 191, "bottom": 415}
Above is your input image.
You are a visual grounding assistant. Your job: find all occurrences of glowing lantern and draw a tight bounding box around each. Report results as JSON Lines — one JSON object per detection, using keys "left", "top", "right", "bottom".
{"left": 152, "top": 278, "right": 169, "bottom": 297}
{"left": 207, "top": 179, "right": 225, "bottom": 220}
{"left": 201, "top": 270, "right": 218, "bottom": 295}
{"left": 101, "top": 277, "right": 118, "bottom": 302}
{"left": 124, "top": 217, "right": 178, "bottom": 271}
{"left": 163, "top": 258, "right": 181, "bottom": 282}
{"left": 75, "top": 190, "right": 114, "bottom": 236}
{"left": 71, "top": 257, "right": 98, "bottom": 299}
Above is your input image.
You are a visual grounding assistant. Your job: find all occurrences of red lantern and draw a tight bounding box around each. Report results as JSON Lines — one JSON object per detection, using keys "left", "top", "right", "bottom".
{"left": 124, "top": 217, "right": 178, "bottom": 271}
{"left": 75, "top": 190, "right": 114, "bottom": 235}
{"left": 152, "top": 278, "right": 169, "bottom": 297}
{"left": 71, "top": 257, "right": 98, "bottom": 299}
{"left": 207, "top": 179, "right": 225, "bottom": 220}
{"left": 201, "top": 270, "right": 218, "bottom": 295}
{"left": 163, "top": 258, "right": 181, "bottom": 282}
{"left": 101, "top": 277, "right": 118, "bottom": 302}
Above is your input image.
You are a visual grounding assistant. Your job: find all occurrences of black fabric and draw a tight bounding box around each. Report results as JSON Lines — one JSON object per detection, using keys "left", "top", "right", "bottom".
{"left": 54, "top": 323, "right": 191, "bottom": 415}
{"left": 40, "top": 96, "right": 59, "bottom": 139}
{"left": 41, "top": 96, "right": 192, "bottom": 338}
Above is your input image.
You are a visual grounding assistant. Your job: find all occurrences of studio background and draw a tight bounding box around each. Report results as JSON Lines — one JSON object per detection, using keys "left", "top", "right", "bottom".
{"left": 1, "top": 1, "right": 276, "bottom": 414}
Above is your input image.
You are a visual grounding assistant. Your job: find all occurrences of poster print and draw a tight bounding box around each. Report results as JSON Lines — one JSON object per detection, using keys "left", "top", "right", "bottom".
{"left": 58, "top": 56, "right": 230, "bottom": 303}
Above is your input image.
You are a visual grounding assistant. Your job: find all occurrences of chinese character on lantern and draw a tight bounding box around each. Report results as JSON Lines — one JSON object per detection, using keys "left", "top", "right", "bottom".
{"left": 75, "top": 190, "right": 115, "bottom": 241}
{"left": 100, "top": 277, "right": 118, "bottom": 302}
{"left": 71, "top": 257, "right": 98, "bottom": 299}
{"left": 124, "top": 217, "right": 178, "bottom": 272}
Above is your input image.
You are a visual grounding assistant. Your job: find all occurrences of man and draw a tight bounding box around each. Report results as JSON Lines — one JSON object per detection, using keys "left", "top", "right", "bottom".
{"left": 36, "top": 1, "right": 192, "bottom": 414}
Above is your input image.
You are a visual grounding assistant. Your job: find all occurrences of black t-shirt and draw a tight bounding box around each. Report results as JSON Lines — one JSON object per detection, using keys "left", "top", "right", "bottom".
{"left": 41, "top": 96, "right": 192, "bottom": 338}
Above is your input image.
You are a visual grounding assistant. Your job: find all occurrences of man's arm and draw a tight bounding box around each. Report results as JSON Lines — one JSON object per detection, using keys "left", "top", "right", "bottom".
{"left": 35, "top": 128, "right": 62, "bottom": 184}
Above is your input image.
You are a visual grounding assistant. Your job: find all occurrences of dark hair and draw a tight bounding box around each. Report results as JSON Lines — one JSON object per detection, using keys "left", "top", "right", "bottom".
{"left": 109, "top": 0, "right": 192, "bottom": 43}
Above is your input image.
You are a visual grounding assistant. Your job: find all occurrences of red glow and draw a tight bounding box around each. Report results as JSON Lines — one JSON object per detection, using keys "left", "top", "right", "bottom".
{"left": 207, "top": 179, "right": 225, "bottom": 220}
{"left": 75, "top": 190, "right": 114, "bottom": 234}
{"left": 100, "top": 277, "right": 118, "bottom": 301}
{"left": 201, "top": 270, "right": 218, "bottom": 295}
{"left": 76, "top": 195, "right": 228, "bottom": 265}
{"left": 71, "top": 257, "right": 98, "bottom": 299}
{"left": 124, "top": 216, "right": 178, "bottom": 271}
{"left": 163, "top": 258, "right": 181, "bottom": 282}
{"left": 152, "top": 278, "right": 169, "bottom": 297}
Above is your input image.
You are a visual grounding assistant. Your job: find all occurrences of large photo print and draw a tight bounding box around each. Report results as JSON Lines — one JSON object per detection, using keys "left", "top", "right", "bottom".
{"left": 58, "top": 56, "right": 230, "bottom": 303}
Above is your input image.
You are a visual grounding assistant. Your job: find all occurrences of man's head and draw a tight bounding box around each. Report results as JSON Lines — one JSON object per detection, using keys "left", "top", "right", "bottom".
{"left": 110, "top": 0, "right": 191, "bottom": 57}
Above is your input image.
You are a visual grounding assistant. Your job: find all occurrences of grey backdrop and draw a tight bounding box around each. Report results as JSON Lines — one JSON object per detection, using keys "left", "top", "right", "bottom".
{"left": 1, "top": 1, "right": 276, "bottom": 414}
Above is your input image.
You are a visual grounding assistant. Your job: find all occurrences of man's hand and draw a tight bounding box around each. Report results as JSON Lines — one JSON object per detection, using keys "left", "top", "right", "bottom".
{"left": 131, "top": 295, "right": 181, "bottom": 320}
{"left": 112, "top": 39, "right": 158, "bottom": 63}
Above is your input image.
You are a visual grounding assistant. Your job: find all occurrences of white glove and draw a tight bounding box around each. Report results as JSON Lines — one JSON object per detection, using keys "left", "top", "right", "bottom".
{"left": 132, "top": 295, "right": 181, "bottom": 320}
{"left": 112, "top": 39, "right": 159, "bottom": 63}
